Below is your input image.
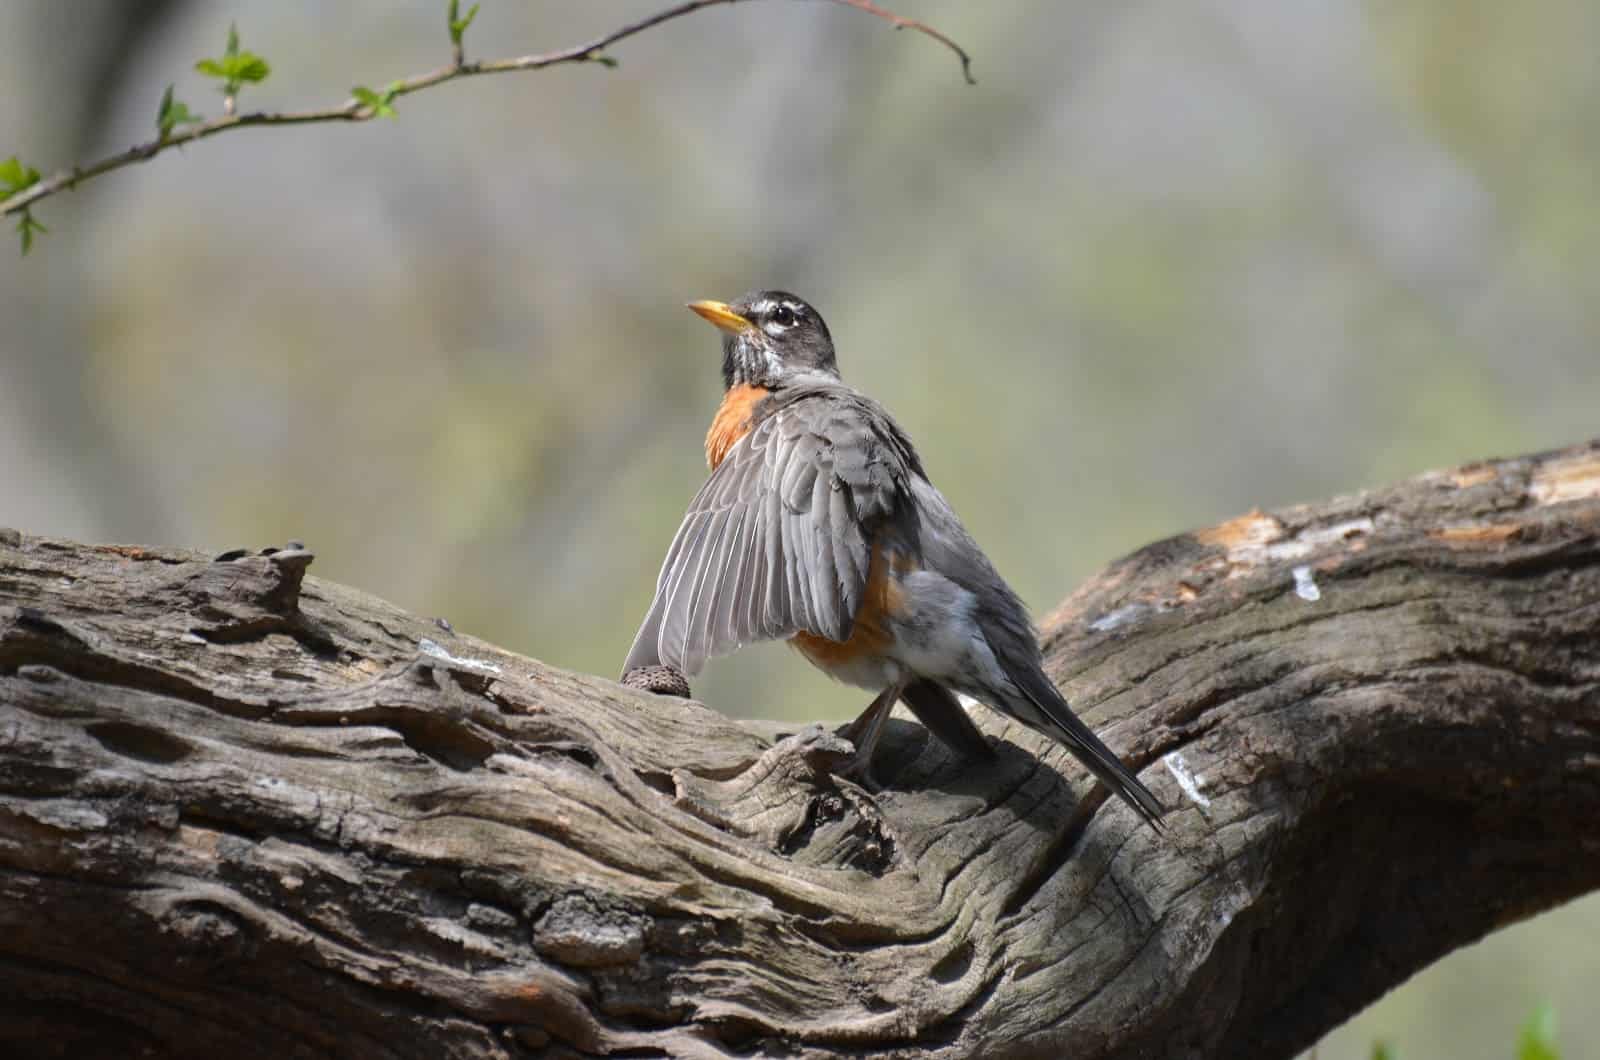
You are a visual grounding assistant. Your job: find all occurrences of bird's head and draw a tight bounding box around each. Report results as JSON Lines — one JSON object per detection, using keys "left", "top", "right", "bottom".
{"left": 687, "top": 290, "right": 838, "bottom": 390}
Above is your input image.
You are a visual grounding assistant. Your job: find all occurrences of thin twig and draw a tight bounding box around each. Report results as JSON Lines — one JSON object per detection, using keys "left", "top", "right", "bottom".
{"left": 0, "top": 0, "right": 973, "bottom": 219}
{"left": 825, "top": 0, "right": 974, "bottom": 83}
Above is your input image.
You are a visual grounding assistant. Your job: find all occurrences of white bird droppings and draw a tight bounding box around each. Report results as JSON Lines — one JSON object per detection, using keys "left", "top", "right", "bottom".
{"left": 1163, "top": 751, "right": 1211, "bottom": 808}
{"left": 1088, "top": 602, "right": 1151, "bottom": 633}
{"left": 418, "top": 638, "right": 502, "bottom": 673}
{"left": 1292, "top": 565, "right": 1321, "bottom": 602}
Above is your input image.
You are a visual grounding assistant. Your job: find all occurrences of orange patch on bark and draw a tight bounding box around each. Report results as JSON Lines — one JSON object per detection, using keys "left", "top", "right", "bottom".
{"left": 1430, "top": 523, "right": 1523, "bottom": 545}
{"left": 1450, "top": 464, "right": 1498, "bottom": 489}
{"left": 1530, "top": 452, "right": 1600, "bottom": 505}
{"left": 97, "top": 544, "right": 160, "bottom": 560}
{"left": 1194, "top": 509, "right": 1284, "bottom": 551}
{"left": 705, "top": 384, "right": 769, "bottom": 469}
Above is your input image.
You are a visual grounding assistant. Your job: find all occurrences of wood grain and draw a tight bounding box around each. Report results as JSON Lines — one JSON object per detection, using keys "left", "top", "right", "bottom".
{"left": 2, "top": 441, "right": 1598, "bottom": 1059}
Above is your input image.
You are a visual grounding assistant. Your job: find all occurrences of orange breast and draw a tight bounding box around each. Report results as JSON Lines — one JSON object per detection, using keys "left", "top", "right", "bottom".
{"left": 791, "top": 541, "right": 905, "bottom": 670}
{"left": 705, "top": 384, "right": 769, "bottom": 470}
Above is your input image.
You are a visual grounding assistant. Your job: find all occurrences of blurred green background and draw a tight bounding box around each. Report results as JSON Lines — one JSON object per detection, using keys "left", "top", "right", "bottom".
{"left": 2, "top": 2, "right": 1596, "bottom": 1055}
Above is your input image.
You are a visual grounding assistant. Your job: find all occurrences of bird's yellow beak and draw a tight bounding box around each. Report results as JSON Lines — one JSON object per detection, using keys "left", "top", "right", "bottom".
{"left": 687, "top": 300, "right": 754, "bottom": 334}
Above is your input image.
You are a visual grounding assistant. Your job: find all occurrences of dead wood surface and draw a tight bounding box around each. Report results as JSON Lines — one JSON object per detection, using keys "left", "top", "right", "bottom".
{"left": 2, "top": 441, "right": 1599, "bottom": 1059}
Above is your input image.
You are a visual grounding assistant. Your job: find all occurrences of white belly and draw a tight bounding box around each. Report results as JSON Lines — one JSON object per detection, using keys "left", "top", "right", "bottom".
{"left": 886, "top": 570, "right": 1008, "bottom": 691}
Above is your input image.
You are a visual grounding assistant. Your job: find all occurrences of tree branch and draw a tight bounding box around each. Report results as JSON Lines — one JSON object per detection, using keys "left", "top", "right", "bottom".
{"left": 2, "top": 440, "right": 1598, "bottom": 1057}
{"left": 0, "top": 0, "right": 972, "bottom": 222}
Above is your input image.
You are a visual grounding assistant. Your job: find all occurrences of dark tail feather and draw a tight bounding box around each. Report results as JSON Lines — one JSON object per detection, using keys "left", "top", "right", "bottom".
{"left": 1008, "top": 664, "right": 1165, "bottom": 829}
{"left": 900, "top": 679, "right": 995, "bottom": 760}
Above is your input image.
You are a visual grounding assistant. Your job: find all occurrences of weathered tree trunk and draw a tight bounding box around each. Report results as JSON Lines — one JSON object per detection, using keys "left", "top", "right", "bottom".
{"left": 2, "top": 441, "right": 1598, "bottom": 1059}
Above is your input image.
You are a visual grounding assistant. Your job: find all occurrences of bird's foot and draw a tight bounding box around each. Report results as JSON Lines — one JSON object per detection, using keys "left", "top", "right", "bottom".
{"left": 835, "top": 744, "right": 884, "bottom": 792}
{"left": 836, "top": 680, "right": 909, "bottom": 792}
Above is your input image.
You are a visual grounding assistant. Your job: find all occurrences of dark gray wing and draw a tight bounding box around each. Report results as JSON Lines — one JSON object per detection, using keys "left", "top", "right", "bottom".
{"left": 622, "top": 390, "right": 912, "bottom": 677}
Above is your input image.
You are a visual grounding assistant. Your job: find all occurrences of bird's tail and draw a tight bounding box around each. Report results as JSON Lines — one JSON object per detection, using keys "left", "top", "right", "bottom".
{"left": 1003, "top": 662, "right": 1165, "bottom": 829}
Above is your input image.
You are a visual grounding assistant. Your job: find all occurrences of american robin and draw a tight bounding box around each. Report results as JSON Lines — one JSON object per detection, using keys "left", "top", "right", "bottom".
{"left": 622, "top": 291, "right": 1163, "bottom": 827}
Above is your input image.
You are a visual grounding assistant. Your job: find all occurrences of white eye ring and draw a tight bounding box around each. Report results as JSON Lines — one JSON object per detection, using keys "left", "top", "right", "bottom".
{"left": 770, "top": 304, "right": 796, "bottom": 328}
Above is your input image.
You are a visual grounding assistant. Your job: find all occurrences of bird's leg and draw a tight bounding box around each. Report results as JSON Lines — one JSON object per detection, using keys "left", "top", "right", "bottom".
{"left": 841, "top": 679, "right": 909, "bottom": 784}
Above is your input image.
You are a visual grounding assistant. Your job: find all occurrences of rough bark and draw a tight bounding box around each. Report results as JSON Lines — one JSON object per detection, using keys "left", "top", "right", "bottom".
{"left": 1, "top": 441, "right": 1598, "bottom": 1060}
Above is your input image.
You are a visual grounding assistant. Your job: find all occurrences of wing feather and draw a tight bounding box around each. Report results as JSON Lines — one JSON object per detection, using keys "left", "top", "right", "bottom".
{"left": 678, "top": 504, "right": 736, "bottom": 674}
{"left": 706, "top": 504, "right": 750, "bottom": 657}
{"left": 621, "top": 386, "right": 916, "bottom": 677}
{"left": 806, "top": 462, "right": 845, "bottom": 640}
{"left": 656, "top": 510, "right": 717, "bottom": 670}
{"left": 761, "top": 483, "right": 786, "bottom": 632}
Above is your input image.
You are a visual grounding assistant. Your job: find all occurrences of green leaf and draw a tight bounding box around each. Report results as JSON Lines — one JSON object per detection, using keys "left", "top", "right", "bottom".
{"left": 156, "top": 84, "right": 202, "bottom": 139}
{"left": 448, "top": 1, "right": 480, "bottom": 44}
{"left": 16, "top": 209, "right": 46, "bottom": 255}
{"left": 195, "top": 53, "right": 271, "bottom": 88}
{"left": 1370, "top": 1043, "right": 1398, "bottom": 1060}
{"left": 232, "top": 54, "right": 270, "bottom": 84}
{"left": 1518, "top": 1003, "right": 1561, "bottom": 1060}
{"left": 0, "top": 156, "right": 42, "bottom": 196}
{"left": 195, "top": 24, "right": 271, "bottom": 95}
{"left": 157, "top": 83, "right": 175, "bottom": 132}
{"left": 227, "top": 55, "right": 268, "bottom": 83}
{"left": 591, "top": 54, "right": 619, "bottom": 69}
{"left": 352, "top": 82, "right": 400, "bottom": 119}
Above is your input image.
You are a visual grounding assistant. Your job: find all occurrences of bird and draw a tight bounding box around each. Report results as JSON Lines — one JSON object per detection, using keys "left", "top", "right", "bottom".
{"left": 621, "top": 291, "right": 1163, "bottom": 828}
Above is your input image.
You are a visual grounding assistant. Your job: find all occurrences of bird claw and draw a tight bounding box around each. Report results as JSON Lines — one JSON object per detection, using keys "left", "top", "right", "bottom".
{"left": 835, "top": 742, "right": 884, "bottom": 792}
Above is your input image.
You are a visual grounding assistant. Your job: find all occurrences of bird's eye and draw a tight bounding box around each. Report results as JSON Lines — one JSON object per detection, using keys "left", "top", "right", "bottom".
{"left": 771, "top": 304, "right": 796, "bottom": 327}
